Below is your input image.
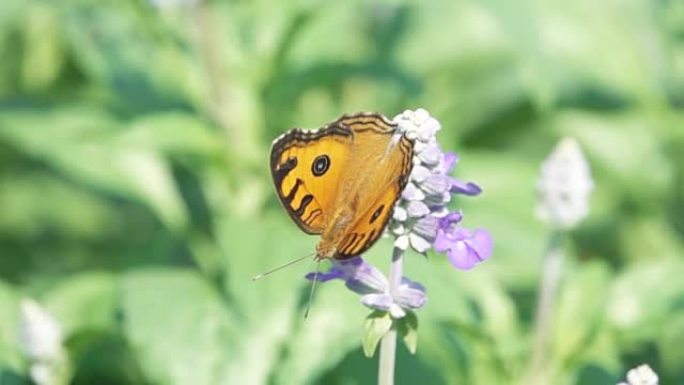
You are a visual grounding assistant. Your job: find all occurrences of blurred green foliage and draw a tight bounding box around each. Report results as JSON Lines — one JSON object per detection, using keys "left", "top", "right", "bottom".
{"left": 1, "top": 0, "right": 683, "bottom": 384}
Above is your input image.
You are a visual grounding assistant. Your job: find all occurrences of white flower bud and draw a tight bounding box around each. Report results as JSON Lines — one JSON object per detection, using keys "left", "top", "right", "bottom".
{"left": 536, "top": 138, "right": 593, "bottom": 229}
{"left": 19, "top": 299, "right": 63, "bottom": 363}
{"left": 618, "top": 364, "right": 659, "bottom": 385}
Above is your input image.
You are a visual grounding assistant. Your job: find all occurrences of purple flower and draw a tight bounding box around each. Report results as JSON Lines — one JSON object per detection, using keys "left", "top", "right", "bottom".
{"left": 306, "top": 256, "right": 426, "bottom": 318}
{"left": 434, "top": 213, "right": 493, "bottom": 270}
{"left": 305, "top": 109, "right": 492, "bottom": 320}
{"left": 390, "top": 109, "right": 492, "bottom": 269}
{"left": 306, "top": 257, "right": 386, "bottom": 294}
{"left": 450, "top": 180, "right": 482, "bottom": 196}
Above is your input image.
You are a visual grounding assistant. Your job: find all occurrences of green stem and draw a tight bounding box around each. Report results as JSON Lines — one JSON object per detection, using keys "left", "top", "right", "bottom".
{"left": 378, "top": 247, "right": 404, "bottom": 385}
{"left": 527, "top": 230, "right": 564, "bottom": 384}
{"left": 378, "top": 328, "right": 397, "bottom": 385}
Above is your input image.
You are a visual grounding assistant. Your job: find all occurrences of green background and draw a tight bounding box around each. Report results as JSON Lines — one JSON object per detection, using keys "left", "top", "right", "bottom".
{"left": 1, "top": 0, "right": 683, "bottom": 384}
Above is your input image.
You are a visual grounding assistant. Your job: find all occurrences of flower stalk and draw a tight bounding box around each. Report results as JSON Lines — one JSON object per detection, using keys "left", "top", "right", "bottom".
{"left": 527, "top": 230, "right": 564, "bottom": 384}
{"left": 526, "top": 137, "right": 593, "bottom": 384}
{"left": 378, "top": 326, "right": 397, "bottom": 385}
{"left": 378, "top": 247, "right": 405, "bottom": 385}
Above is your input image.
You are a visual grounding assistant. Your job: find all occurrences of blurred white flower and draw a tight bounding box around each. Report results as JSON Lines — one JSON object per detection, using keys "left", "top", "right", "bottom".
{"left": 30, "top": 363, "right": 57, "bottom": 385}
{"left": 19, "top": 298, "right": 65, "bottom": 385}
{"left": 20, "top": 299, "right": 63, "bottom": 362}
{"left": 617, "top": 364, "right": 659, "bottom": 385}
{"left": 536, "top": 138, "right": 593, "bottom": 229}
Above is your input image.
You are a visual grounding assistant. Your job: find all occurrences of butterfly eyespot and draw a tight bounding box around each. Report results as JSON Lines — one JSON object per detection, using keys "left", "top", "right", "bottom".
{"left": 311, "top": 155, "right": 330, "bottom": 176}
{"left": 370, "top": 205, "right": 385, "bottom": 224}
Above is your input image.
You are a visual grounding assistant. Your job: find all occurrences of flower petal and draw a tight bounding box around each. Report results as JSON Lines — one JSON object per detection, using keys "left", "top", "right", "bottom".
{"left": 469, "top": 228, "right": 494, "bottom": 261}
{"left": 409, "top": 233, "right": 431, "bottom": 253}
{"left": 361, "top": 293, "right": 393, "bottom": 311}
{"left": 450, "top": 180, "right": 482, "bottom": 196}
{"left": 417, "top": 142, "right": 442, "bottom": 166}
{"left": 446, "top": 242, "right": 477, "bottom": 270}
{"left": 418, "top": 117, "right": 441, "bottom": 141}
{"left": 438, "top": 211, "right": 463, "bottom": 229}
{"left": 389, "top": 304, "right": 407, "bottom": 319}
{"left": 444, "top": 228, "right": 493, "bottom": 270}
{"left": 396, "top": 279, "right": 427, "bottom": 309}
{"left": 306, "top": 256, "right": 388, "bottom": 294}
{"left": 304, "top": 269, "right": 344, "bottom": 283}
{"left": 410, "top": 165, "right": 431, "bottom": 183}
{"left": 412, "top": 215, "right": 439, "bottom": 242}
{"left": 390, "top": 222, "right": 405, "bottom": 235}
{"left": 414, "top": 108, "right": 429, "bottom": 124}
{"left": 439, "top": 152, "right": 459, "bottom": 173}
{"left": 421, "top": 174, "right": 452, "bottom": 196}
{"left": 394, "top": 235, "right": 409, "bottom": 250}
{"left": 392, "top": 206, "right": 408, "bottom": 221}
{"left": 402, "top": 182, "right": 425, "bottom": 201}
{"left": 346, "top": 263, "right": 389, "bottom": 294}
{"left": 407, "top": 201, "right": 430, "bottom": 217}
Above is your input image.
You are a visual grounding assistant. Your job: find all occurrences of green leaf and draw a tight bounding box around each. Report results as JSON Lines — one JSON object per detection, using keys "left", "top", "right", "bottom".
{"left": 0, "top": 175, "right": 115, "bottom": 238}
{"left": 456, "top": 151, "right": 547, "bottom": 289}
{"left": 214, "top": 213, "right": 314, "bottom": 385}
{"left": 404, "top": 256, "right": 524, "bottom": 384}
{"left": 217, "top": 212, "right": 312, "bottom": 320}
{"left": 552, "top": 260, "right": 611, "bottom": 366}
{"left": 397, "top": 311, "right": 419, "bottom": 354}
{"left": 118, "top": 113, "right": 223, "bottom": 157}
{"left": 63, "top": 1, "right": 203, "bottom": 107}
{"left": 121, "top": 268, "right": 232, "bottom": 385}
{"left": 270, "top": 280, "right": 366, "bottom": 385}
{"left": 619, "top": 217, "right": 684, "bottom": 263}
{"left": 362, "top": 311, "right": 392, "bottom": 358}
{"left": 0, "top": 108, "right": 188, "bottom": 230}
{"left": 607, "top": 258, "right": 684, "bottom": 347}
{"left": 21, "top": 3, "right": 63, "bottom": 91}
{"left": 0, "top": 280, "right": 21, "bottom": 373}
{"left": 42, "top": 272, "right": 119, "bottom": 336}
{"left": 658, "top": 311, "right": 684, "bottom": 374}
{"left": 557, "top": 112, "right": 674, "bottom": 204}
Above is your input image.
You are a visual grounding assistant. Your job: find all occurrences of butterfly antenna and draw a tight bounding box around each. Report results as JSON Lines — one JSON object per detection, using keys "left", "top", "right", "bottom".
{"left": 303, "top": 260, "right": 322, "bottom": 319}
{"left": 251, "top": 253, "right": 314, "bottom": 281}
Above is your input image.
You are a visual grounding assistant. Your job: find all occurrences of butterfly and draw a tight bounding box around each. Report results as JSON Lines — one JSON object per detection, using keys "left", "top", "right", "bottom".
{"left": 270, "top": 113, "right": 414, "bottom": 261}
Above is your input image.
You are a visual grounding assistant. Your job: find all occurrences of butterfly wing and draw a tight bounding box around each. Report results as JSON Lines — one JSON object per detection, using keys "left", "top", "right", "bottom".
{"left": 332, "top": 114, "right": 414, "bottom": 258}
{"left": 270, "top": 123, "right": 353, "bottom": 234}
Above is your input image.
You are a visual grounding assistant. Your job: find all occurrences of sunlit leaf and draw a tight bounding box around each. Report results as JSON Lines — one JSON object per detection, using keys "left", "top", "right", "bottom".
{"left": 362, "top": 311, "right": 392, "bottom": 358}
{"left": 270, "top": 280, "right": 366, "bottom": 385}
{"left": 397, "top": 310, "right": 418, "bottom": 354}
{"left": 42, "top": 272, "right": 119, "bottom": 337}
{"left": 552, "top": 260, "right": 611, "bottom": 366}
{"left": 121, "top": 268, "right": 231, "bottom": 385}
{"left": 0, "top": 280, "right": 21, "bottom": 374}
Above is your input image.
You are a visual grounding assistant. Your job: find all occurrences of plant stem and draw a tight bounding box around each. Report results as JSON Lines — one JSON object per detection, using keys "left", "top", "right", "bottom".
{"left": 527, "top": 230, "right": 564, "bottom": 384}
{"left": 378, "top": 247, "right": 404, "bottom": 385}
{"left": 388, "top": 247, "right": 404, "bottom": 296}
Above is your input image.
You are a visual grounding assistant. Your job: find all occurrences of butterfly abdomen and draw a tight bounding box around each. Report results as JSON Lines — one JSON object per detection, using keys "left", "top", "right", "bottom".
{"left": 316, "top": 205, "right": 357, "bottom": 259}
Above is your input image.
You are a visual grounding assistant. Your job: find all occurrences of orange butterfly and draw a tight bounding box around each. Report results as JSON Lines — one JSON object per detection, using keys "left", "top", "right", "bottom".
{"left": 270, "top": 113, "right": 414, "bottom": 261}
